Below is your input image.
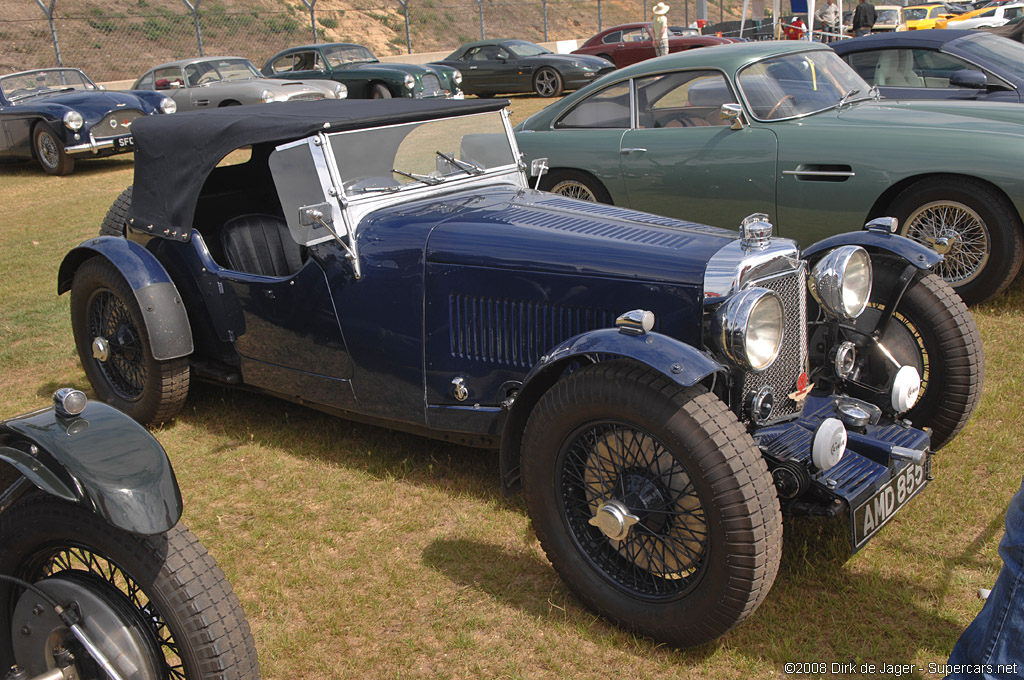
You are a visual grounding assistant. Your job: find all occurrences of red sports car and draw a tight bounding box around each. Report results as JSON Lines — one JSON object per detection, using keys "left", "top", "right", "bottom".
{"left": 572, "top": 23, "right": 736, "bottom": 68}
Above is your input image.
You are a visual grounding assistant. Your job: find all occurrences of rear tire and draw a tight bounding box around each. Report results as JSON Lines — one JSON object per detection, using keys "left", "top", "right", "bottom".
{"left": 521, "top": 361, "right": 782, "bottom": 648}
{"left": 539, "top": 169, "right": 612, "bottom": 204}
{"left": 100, "top": 185, "right": 133, "bottom": 237}
{"left": 888, "top": 176, "right": 1024, "bottom": 305}
{"left": 70, "top": 257, "right": 189, "bottom": 425}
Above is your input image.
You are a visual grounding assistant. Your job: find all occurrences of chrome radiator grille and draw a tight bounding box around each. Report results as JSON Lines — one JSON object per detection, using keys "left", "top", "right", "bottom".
{"left": 421, "top": 74, "right": 442, "bottom": 97}
{"left": 285, "top": 92, "right": 326, "bottom": 102}
{"left": 93, "top": 110, "right": 144, "bottom": 139}
{"left": 739, "top": 264, "right": 808, "bottom": 420}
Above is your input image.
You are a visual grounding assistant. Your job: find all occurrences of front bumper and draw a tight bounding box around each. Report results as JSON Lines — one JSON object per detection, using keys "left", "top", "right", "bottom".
{"left": 65, "top": 132, "right": 134, "bottom": 156}
{"left": 753, "top": 393, "right": 932, "bottom": 552}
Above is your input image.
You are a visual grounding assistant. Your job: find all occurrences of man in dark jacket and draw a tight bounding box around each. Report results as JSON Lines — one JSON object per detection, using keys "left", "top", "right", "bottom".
{"left": 852, "top": 0, "right": 876, "bottom": 36}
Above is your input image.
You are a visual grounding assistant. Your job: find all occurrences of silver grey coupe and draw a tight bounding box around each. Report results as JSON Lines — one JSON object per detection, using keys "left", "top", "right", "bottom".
{"left": 132, "top": 56, "right": 345, "bottom": 110}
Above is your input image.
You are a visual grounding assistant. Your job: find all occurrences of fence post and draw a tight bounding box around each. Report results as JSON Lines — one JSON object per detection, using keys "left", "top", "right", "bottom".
{"left": 181, "top": 0, "right": 204, "bottom": 56}
{"left": 397, "top": 0, "right": 412, "bottom": 54}
{"left": 299, "top": 0, "right": 319, "bottom": 43}
{"left": 476, "top": 0, "right": 485, "bottom": 39}
{"left": 598, "top": 0, "right": 603, "bottom": 31}
{"left": 33, "top": 0, "right": 62, "bottom": 67}
{"left": 542, "top": 0, "right": 548, "bottom": 41}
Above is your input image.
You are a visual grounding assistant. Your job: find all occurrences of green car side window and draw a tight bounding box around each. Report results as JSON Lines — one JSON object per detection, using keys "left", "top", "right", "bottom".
{"left": 555, "top": 81, "right": 632, "bottom": 129}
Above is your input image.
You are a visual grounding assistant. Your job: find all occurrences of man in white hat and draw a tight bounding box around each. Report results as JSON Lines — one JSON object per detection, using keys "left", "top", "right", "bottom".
{"left": 652, "top": 2, "right": 670, "bottom": 57}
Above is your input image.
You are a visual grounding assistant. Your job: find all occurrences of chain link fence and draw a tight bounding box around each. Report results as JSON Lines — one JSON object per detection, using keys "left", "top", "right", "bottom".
{"left": 0, "top": 0, "right": 755, "bottom": 82}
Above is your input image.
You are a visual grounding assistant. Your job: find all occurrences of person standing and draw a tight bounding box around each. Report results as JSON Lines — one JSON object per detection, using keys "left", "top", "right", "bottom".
{"left": 652, "top": 2, "right": 671, "bottom": 57}
{"left": 816, "top": 0, "right": 840, "bottom": 41}
{"left": 852, "top": 0, "right": 877, "bottom": 37}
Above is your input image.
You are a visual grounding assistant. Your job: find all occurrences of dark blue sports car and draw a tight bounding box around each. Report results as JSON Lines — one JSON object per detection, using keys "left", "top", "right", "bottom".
{"left": 59, "top": 98, "right": 981, "bottom": 649}
{"left": 0, "top": 67, "right": 176, "bottom": 175}
{"left": 832, "top": 29, "right": 1024, "bottom": 102}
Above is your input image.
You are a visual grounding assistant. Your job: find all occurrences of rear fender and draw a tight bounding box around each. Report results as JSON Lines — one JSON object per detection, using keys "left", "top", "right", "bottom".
{"left": 499, "top": 328, "right": 724, "bottom": 494}
{"left": 0, "top": 401, "right": 182, "bottom": 535}
{"left": 802, "top": 229, "right": 941, "bottom": 270}
{"left": 57, "top": 236, "right": 193, "bottom": 360}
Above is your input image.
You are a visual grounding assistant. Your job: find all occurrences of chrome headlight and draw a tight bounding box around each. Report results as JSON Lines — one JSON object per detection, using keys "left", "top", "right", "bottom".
{"left": 53, "top": 387, "right": 87, "bottom": 417}
{"left": 334, "top": 83, "right": 348, "bottom": 99}
{"left": 260, "top": 89, "right": 275, "bottom": 103}
{"left": 809, "top": 246, "right": 872, "bottom": 320}
{"left": 63, "top": 111, "right": 83, "bottom": 131}
{"left": 711, "top": 287, "right": 784, "bottom": 372}
{"left": 403, "top": 74, "right": 416, "bottom": 90}
{"left": 159, "top": 97, "right": 177, "bottom": 114}
{"left": 452, "top": 69, "right": 463, "bottom": 85}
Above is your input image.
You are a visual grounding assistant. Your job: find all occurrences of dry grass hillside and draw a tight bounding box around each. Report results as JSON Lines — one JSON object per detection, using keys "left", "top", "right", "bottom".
{"left": 0, "top": 0, "right": 745, "bottom": 79}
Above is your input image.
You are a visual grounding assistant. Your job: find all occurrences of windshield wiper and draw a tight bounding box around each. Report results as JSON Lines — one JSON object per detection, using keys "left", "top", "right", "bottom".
{"left": 436, "top": 151, "right": 483, "bottom": 175}
{"left": 357, "top": 185, "right": 401, "bottom": 193}
{"left": 838, "top": 88, "right": 861, "bottom": 109}
{"left": 392, "top": 168, "right": 443, "bottom": 185}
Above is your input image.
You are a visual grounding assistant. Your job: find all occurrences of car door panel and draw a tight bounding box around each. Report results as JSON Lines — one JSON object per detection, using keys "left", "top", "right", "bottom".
{"left": 620, "top": 126, "right": 778, "bottom": 230}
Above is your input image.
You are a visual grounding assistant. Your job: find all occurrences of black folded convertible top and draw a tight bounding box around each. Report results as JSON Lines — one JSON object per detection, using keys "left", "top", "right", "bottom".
{"left": 128, "top": 98, "right": 509, "bottom": 235}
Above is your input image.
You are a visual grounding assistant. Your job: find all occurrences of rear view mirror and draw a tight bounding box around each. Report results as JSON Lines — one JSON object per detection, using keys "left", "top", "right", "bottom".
{"left": 949, "top": 69, "right": 987, "bottom": 90}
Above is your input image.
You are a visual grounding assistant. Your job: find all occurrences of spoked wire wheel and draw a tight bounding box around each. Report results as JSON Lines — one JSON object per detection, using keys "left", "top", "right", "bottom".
{"left": 901, "top": 200, "right": 989, "bottom": 286}
{"left": 15, "top": 543, "right": 187, "bottom": 678}
{"left": 560, "top": 421, "right": 708, "bottom": 597}
{"left": 87, "top": 287, "right": 147, "bottom": 402}
{"left": 0, "top": 499, "right": 259, "bottom": 679}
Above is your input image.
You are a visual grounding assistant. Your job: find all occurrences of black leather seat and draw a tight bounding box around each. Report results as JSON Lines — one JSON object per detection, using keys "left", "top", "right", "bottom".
{"left": 220, "top": 213, "right": 304, "bottom": 277}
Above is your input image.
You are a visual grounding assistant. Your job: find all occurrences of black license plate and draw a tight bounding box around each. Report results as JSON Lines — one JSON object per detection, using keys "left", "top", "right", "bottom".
{"left": 116, "top": 135, "right": 134, "bottom": 148}
{"left": 852, "top": 458, "right": 930, "bottom": 550}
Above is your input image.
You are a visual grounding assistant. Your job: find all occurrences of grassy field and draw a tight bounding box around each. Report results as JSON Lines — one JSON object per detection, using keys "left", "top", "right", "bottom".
{"left": 1, "top": 96, "right": 1022, "bottom": 679}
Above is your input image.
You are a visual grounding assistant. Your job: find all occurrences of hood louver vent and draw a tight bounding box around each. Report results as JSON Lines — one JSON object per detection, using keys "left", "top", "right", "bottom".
{"left": 450, "top": 294, "right": 613, "bottom": 368}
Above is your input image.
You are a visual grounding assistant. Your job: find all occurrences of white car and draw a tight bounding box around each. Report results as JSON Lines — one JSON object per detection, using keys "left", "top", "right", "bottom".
{"left": 946, "top": 1, "right": 1024, "bottom": 29}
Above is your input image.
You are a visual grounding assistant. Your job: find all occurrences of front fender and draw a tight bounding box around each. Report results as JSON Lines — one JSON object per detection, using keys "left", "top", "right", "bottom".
{"left": 57, "top": 236, "right": 193, "bottom": 360}
{"left": 0, "top": 401, "right": 182, "bottom": 535}
{"left": 498, "top": 328, "right": 725, "bottom": 494}
{"left": 802, "top": 229, "right": 941, "bottom": 270}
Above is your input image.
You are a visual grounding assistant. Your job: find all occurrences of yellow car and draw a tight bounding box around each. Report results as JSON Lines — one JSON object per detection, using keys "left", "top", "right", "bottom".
{"left": 900, "top": 3, "right": 956, "bottom": 29}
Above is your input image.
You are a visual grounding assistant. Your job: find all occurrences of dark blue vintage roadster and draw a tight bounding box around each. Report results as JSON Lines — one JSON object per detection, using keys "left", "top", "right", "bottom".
{"left": 0, "top": 68, "right": 176, "bottom": 176}
{"left": 59, "top": 98, "right": 983, "bottom": 648}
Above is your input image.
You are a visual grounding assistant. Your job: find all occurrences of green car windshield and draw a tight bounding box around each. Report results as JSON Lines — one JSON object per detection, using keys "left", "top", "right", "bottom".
{"left": 737, "top": 50, "right": 872, "bottom": 120}
{"left": 0, "top": 68, "right": 96, "bottom": 103}
{"left": 324, "top": 44, "right": 378, "bottom": 66}
{"left": 329, "top": 110, "right": 516, "bottom": 196}
{"left": 505, "top": 41, "right": 552, "bottom": 58}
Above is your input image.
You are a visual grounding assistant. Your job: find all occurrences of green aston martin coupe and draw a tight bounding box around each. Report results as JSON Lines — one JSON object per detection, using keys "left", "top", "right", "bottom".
{"left": 515, "top": 41, "right": 1024, "bottom": 305}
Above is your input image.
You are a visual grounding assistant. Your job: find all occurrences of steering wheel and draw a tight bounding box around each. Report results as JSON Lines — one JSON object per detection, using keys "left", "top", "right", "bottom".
{"left": 767, "top": 94, "right": 796, "bottom": 119}
{"left": 197, "top": 73, "right": 218, "bottom": 85}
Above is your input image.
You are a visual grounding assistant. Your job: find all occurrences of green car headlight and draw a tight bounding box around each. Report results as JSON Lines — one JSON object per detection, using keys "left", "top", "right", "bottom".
{"left": 453, "top": 69, "right": 463, "bottom": 85}
{"left": 809, "top": 246, "right": 873, "bottom": 320}
{"left": 404, "top": 74, "right": 415, "bottom": 90}
{"left": 711, "top": 287, "right": 784, "bottom": 372}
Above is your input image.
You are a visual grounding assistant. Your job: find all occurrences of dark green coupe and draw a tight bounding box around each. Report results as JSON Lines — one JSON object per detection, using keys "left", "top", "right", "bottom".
{"left": 262, "top": 42, "right": 462, "bottom": 99}
{"left": 516, "top": 40, "right": 1024, "bottom": 305}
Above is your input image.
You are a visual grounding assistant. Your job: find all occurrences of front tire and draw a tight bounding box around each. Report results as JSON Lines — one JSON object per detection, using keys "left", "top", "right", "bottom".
{"left": 533, "top": 67, "right": 564, "bottom": 98}
{"left": 100, "top": 185, "right": 133, "bottom": 237}
{"left": 0, "top": 499, "right": 259, "bottom": 679}
{"left": 888, "top": 176, "right": 1024, "bottom": 305}
{"left": 852, "top": 260, "right": 984, "bottom": 450}
{"left": 521, "top": 362, "right": 782, "bottom": 648}
{"left": 370, "top": 83, "right": 393, "bottom": 99}
{"left": 539, "top": 169, "right": 612, "bottom": 204}
{"left": 33, "top": 124, "right": 74, "bottom": 176}
{"left": 70, "top": 257, "right": 189, "bottom": 425}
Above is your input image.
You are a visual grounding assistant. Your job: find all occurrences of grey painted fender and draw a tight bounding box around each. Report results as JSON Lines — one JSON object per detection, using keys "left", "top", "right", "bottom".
{"left": 57, "top": 236, "right": 193, "bottom": 360}
{"left": 499, "top": 328, "right": 725, "bottom": 494}
{"left": 0, "top": 401, "right": 183, "bottom": 535}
